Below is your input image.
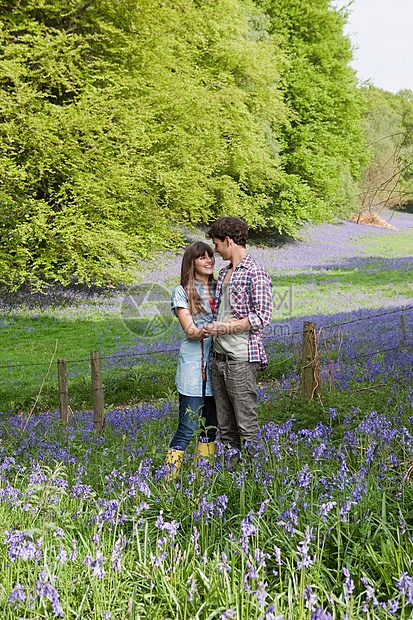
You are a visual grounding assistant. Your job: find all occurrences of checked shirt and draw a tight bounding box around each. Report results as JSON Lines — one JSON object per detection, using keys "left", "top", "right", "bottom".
{"left": 214, "top": 253, "right": 273, "bottom": 370}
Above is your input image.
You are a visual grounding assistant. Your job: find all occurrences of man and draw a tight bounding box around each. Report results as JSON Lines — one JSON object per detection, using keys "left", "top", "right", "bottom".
{"left": 203, "top": 216, "right": 273, "bottom": 463}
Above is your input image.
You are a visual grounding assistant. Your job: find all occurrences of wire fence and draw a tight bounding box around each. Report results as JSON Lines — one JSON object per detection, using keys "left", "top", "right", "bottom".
{"left": 1, "top": 303, "right": 412, "bottom": 371}
{"left": 1, "top": 303, "right": 412, "bottom": 409}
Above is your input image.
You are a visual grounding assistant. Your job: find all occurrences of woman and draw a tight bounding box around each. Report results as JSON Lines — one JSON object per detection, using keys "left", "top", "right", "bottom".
{"left": 165, "top": 241, "right": 217, "bottom": 480}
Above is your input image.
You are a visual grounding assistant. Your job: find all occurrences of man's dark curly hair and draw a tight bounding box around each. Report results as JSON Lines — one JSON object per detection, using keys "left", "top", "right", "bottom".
{"left": 206, "top": 217, "right": 248, "bottom": 247}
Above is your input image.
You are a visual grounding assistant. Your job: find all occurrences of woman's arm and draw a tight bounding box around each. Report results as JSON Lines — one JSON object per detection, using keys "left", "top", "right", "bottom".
{"left": 176, "top": 307, "right": 206, "bottom": 341}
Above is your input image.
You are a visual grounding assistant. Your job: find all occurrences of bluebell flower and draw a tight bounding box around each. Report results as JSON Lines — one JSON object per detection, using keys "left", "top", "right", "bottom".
{"left": 254, "top": 580, "right": 268, "bottom": 606}
{"left": 303, "top": 584, "right": 318, "bottom": 610}
{"left": 151, "top": 551, "right": 167, "bottom": 568}
{"left": 217, "top": 552, "right": 231, "bottom": 573}
{"left": 188, "top": 577, "right": 197, "bottom": 602}
{"left": 36, "top": 570, "right": 64, "bottom": 617}
{"left": 69, "top": 539, "right": 78, "bottom": 562}
{"left": 273, "top": 546, "right": 282, "bottom": 566}
{"left": 386, "top": 598, "right": 399, "bottom": 614}
{"left": 8, "top": 583, "right": 26, "bottom": 608}
{"left": 190, "top": 526, "right": 200, "bottom": 556}
{"left": 342, "top": 567, "right": 355, "bottom": 598}
{"left": 296, "top": 526, "right": 315, "bottom": 570}
{"left": 57, "top": 546, "right": 67, "bottom": 565}
{"left": 311, "top": 608, "right": 333, "bottom": 620}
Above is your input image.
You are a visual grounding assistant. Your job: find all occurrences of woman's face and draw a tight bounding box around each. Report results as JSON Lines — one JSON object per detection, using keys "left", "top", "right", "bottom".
{"left": 194, "top": 252, "right": 215, "bottom": 279}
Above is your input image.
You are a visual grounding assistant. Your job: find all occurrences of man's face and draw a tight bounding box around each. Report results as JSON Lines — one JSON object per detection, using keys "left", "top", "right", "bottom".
{"left": 212, "top": 237, "right": 230, "bottom": 260}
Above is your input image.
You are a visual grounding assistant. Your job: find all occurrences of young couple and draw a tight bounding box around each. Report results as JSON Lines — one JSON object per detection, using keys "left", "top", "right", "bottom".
{"left": 165, "top": 216, "right": 273, "bottom": 479}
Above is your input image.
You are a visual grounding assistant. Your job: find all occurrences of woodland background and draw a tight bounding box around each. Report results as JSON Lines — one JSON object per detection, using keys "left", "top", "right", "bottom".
{"left": 1, "top": 0, "right": 412, "bottom": 288}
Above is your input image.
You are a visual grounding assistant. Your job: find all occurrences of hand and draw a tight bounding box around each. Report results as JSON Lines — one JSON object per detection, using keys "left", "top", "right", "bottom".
{"left": 202, "top": 323, "right": 213, "bottom": 337}
{"left": 203, "top": 321, "right": 228, "bottom": 337}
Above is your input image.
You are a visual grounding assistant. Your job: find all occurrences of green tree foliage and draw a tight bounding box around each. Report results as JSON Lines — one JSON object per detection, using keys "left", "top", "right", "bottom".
{"left": 358, "top": 86, "right": 413, "bottom": 210}
{"left": 256, "top": 0, "right": 368, "bottom": 217}
{"left": 0, "top": 0, "right": 366, "bottom": 288}
{"left": 0, "top": 0, "right": 170, "bottom": 286}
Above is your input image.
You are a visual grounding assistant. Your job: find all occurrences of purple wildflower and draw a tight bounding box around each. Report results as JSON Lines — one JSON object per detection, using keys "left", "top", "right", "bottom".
{"left": 259, "top": 605, "right": 286, "bottom": 620}
{"left": 258, "top": 499, "right": 270, "bottom": 517}
{"left": 386, "top": 598, "right": 399, "bottom": 614}
{"left": 151, "top": 551, "right": 168, "bottom": 568}
{"left": 57, "top": 546, "right": 68, "bottom": 565}
{"left": 239, "top": 511, "right": 257, "bottom": 554}
{"left": 8, "top": 583, "right": 26, "bottom": 608}
{"left": 217, "top": 552, "right": 231, "bottom": 573}
{"left": 395, "top": 572, "right": 413, "bottom": 604}
{"left": 188, "top": 577, "right": 197, "bottom": 602}
{"left": 273, "top": 545, "right": 282, "bottom": 566}
{"left": 36, "top": 570, "right": 64, "bottom": 617}
{"left": 111, "top": 535, "right": 126, "bottom": 573}
{"left": 343, "top": 567, "right": 355, "bottom": 599}
{"left": 303, "top": 584, "right": 318, "bottom": 610}
{"left": 190, "top": 526, "right": 200, "bottom": 556}
{"left": 311, "top": 608, "right": 333, "bottom": 620}
{"left": 296, "top": 526, "right": 315, "bottom": 570}
{"left": 319, "top": 501, "right": 336, "bottom": 522}
{"left": 69, "top": 539, "right": 78, "bottom": 562}
{"left": 82, "top": 550, "right": 106, "bottom": 579}
{"left": 254, "top": 580, "right": 268, "bottom": 606}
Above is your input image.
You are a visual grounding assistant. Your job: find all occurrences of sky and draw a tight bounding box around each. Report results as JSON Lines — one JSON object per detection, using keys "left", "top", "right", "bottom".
{"left": 333, "top": 0, "right": 413, "bottom": 93}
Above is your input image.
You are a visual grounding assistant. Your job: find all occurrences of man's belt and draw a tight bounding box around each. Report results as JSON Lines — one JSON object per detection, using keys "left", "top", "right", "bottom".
{"left": 213, "top": 351, "right": 233, "bottom": 362}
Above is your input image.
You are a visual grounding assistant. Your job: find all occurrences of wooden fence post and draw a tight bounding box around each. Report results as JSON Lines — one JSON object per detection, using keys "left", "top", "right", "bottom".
{"left": 57, "top": 358, "right": 69, "bottom": 425}
{"left": 90, "top": 350, "right": 105, "bottom": 435}
{"left": 301, "top": 322, "right": 320, "bottom": 400}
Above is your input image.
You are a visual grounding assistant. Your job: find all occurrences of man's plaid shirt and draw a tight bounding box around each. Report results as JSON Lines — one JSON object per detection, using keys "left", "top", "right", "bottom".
{"left": 214, "top": 253, "right": 273, "bottom": 370}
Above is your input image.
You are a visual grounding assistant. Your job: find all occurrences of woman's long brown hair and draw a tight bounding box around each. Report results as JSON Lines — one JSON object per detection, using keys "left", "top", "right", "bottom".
{"left": 180, "top": 242, "right": 215, "bottom": 317}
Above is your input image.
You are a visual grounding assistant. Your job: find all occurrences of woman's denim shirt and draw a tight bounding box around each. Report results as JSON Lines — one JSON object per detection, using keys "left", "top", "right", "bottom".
{"left": 171, "top": 281, "right": 214, "bottom": 397}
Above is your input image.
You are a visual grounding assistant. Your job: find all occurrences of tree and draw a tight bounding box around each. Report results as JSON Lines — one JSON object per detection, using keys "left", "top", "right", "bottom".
{"left": 0, "top": 0, "right": 367, "bottom": 288}
{"left": 255, "top": 0, "right": 368, "bottom": 222}
{"left": 0, "top": 0, "right": 289, "bottom": 288}
{"left": 357, "top": 86, "right": 413, "bottom": 212}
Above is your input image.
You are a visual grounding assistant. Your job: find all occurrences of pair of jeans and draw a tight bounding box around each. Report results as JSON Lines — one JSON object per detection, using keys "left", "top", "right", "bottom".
{"left": 211, "top": 358, "right": 260, "bottom": 457}
{"left": 169, "top": 393, "right": 217, "bottom": 451}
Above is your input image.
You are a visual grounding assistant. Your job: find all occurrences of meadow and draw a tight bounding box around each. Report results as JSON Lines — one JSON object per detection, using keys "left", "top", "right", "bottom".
{"left": 1, "top": 209, "right": 413, "bottom": 619}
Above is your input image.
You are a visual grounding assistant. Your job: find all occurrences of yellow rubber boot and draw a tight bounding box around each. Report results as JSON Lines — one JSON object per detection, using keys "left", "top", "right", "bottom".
{"left": 194, "top": 441, "right": 216, "bottom": 469}
{"left": 164, "top": 448, "right": 184, "bottom": 482}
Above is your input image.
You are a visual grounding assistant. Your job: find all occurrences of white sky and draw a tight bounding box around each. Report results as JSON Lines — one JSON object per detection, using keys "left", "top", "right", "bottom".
{"left": 333, "top": 0, "right": 413, "bottom": 93}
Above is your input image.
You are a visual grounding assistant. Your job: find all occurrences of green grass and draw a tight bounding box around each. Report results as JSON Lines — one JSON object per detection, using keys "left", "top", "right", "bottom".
{"left": 272, "top": 260, "right": 413, "bottom": 318}
{"left": 353, "top": 228, "right": 413, "bottom": 256}
{"left": 257, "top": 381, "right": 393, "bottom": 435}
{"left": 0, "top": 313, "right": 177, "bottom": 413}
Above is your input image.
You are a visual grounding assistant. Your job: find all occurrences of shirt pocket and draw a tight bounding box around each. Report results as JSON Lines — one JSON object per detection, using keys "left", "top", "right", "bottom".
{"left": 230, "top": 283, "right": 249, "bottom": 309}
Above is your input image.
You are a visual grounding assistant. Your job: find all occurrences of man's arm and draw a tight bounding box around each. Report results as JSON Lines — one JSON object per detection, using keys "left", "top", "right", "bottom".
{"left": 202, "top": 316, "right": 250, "bottom": 337}
{"left": 247, "top": 270, "right": 273, "bottom": 331}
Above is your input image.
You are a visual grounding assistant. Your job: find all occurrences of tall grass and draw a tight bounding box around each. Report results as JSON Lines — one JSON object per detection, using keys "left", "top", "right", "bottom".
{"left": 1, "top": 384, "right": 413, "bottom": 618}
